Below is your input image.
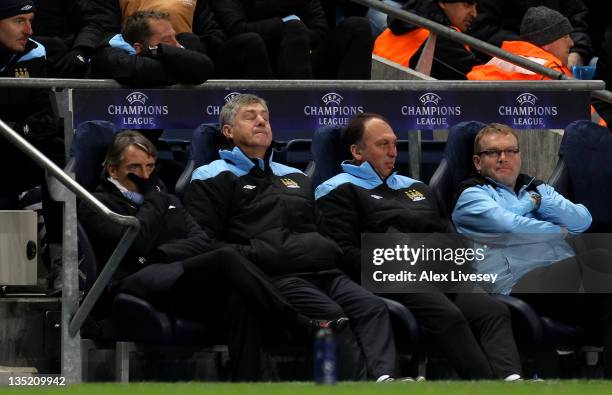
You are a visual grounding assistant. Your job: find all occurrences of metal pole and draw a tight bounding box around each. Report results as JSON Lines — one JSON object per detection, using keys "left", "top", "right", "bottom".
{"left": 0, "top": 77, "right": 604, "bottom": 91}
{"left": 0, "top": 119, "right": 138, "bottom": 228}
{"left": 47, "top": 174, "right": 81, "bottom": 383}
{"left": 68, "top": 225, "right": 140, "bottom": 338}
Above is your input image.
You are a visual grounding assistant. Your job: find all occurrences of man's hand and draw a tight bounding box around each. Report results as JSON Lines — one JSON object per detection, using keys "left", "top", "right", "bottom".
{"left": 56, "top": 48, "right": 90, "bottom": 78}
{"left": 529, "top": 193, "right": 542, "bottom": 211}
{"left": 127, "top": 172, "right": 161, "bottom": 195}
{"left": 567, "top": 52, "right": 584, "bottom": 68}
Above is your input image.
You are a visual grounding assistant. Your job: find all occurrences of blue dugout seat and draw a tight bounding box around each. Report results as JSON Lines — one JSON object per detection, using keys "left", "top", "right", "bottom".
{"left": 551, "top": 120, "right": 612, "bottom": 233}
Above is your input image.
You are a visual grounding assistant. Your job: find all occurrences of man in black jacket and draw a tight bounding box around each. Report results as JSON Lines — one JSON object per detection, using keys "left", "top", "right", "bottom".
{"left": 0, "top": 0, "right": 63, "bottom": 208}
{"left": 79, "top": 130, "right": 330, "bottom": 381}
{"left": 315, "top": 113, "right": 524, "bottom": 380}
{"left": 208, "top": 0, "right": 374, "bottom": 79}
{"left": 184, "top": 94, "right": 402, "bottom": 382}
{"left": 83, "top": 0, "right": 273, "bottom": 79}
{"left": 89, "top": 10, "right": 213, "bottom": 86}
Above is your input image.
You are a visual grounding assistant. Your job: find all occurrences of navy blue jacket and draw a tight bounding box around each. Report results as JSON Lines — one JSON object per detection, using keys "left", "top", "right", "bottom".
{"left": 315, "top": 161, "right": 449, "bottom": 280}
{"left": 185, "top": 146, "right": 341, "bottom": 277}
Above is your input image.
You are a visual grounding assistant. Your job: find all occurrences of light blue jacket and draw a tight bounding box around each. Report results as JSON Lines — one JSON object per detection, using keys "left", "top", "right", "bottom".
{"left": 452, "top": 174, "right": 592, "bottom": 294}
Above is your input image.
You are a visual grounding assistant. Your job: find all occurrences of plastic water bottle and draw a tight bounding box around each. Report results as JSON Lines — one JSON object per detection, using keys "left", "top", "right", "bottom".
{"left": 314, "top": 327, "right": 336, "bottom": 384}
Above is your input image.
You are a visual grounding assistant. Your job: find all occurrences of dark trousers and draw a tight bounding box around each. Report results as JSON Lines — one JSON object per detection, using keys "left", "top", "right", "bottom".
{"left": 274, "top": 272, "right": 397, "bottom": 380}
{"left": 119, "top": 247, "right": 306, "bottom": 381}
{"left": 516, "top": 293, "right": 612, "bottom": 378}
{"left": 213, "top": 33, "right": 273, "bottom": 79}
{"left": 388, "top": 292, "right": 522, "bottom": 379}
{"left": 276, "top": 17, "right": 374, "bottom": 79}
{"left": 512, "top": 248, "right": 612, "bottom": 378}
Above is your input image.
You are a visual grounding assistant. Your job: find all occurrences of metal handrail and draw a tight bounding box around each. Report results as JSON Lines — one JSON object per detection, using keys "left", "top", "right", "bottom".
{"left": 0, "top": 118, "right": 140, "bottom": 374}
{"left": 0, "top": 119, "right": 138, "bottom": 228}
{"left": 0, "top": 76, "right": 605, "bottom": 91}
{"left": 350, "top": 0, "right": 612, "bottom": 105}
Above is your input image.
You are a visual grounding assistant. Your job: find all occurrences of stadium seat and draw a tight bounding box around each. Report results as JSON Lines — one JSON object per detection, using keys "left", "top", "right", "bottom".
{"left": 428, "top": 120, "right": 584, "bottom": 351}
{"left": 552, "top": 120, "right": 612, "bottom": 232}
{"left": 66, "top": 120, "right": 120, "bottom": 191}
{"left": 571, "top": 65, "right": 596, "bottom": 80}
{"left": 175, "top": 123, "right": 223, "bottom": 198}
{"left": 428, "top": 120, "right": 485, "bottom": 218}
{"left": 274, "top": 139, "right": 315, "bottom": 175}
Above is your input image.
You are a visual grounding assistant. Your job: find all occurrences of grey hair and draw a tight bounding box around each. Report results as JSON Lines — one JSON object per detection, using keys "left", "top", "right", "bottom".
{"left": 103, "top": 130, "right": 157, "bottom": 168}
{"left": 219, "top": 93, "right": 269, "bottom": 127}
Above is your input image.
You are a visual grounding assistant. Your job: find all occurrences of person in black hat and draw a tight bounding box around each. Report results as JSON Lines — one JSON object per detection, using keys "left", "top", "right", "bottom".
{"left": 374, "top": 0, "right": 481, "bottom": 80}
{"left": 467, "top": 6, "right": 576, "bottom": 80}
{"left": 469, "top": 0, "right": 592, "bottom": 67}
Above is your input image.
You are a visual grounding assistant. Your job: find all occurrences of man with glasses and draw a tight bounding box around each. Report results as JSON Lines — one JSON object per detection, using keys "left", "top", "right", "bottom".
{"left": 452, "top": 123, "right": 612, "bottom": 378}
{"left": 452, "top": 123, "right": 592, "bottom": 295}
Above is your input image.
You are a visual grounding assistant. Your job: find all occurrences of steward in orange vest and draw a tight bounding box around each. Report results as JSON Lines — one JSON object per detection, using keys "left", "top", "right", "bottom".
{"left": 467, "top": 6, "right": 606, "bottom": 127}
{"left": 467, "top": 41, "right": 570, "bottom": 80}
{"left": 373, "top": 0, "right": 480, "bottom": 80}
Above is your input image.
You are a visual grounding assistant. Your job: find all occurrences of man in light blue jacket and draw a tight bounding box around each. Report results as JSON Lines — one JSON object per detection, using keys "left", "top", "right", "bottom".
{"left": 452, "top": 122, "right": 612, "bottom": 378}
{"left": 452, "top": 123, "right": 592, "bottom": 294}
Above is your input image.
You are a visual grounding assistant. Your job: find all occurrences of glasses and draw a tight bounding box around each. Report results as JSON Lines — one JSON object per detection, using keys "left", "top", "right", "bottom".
{"left": 476, "top": 148, "right": 520, "bottom": 159}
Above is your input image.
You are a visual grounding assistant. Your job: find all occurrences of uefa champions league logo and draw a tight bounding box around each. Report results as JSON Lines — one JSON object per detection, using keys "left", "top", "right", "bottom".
{"left": 126, "top": 92, "right": 148, "bottom": 105}
{"left": 418, "top": 93, "right": 443, "bottom": 106}
{"left": 224, "top": 92, "right": 242, "bottom": 103}
{"left": 516, "top": 93, "right": 538, "bottom": 106}
{"left": 321, "top": 92, "right": 343, "bottom": 106}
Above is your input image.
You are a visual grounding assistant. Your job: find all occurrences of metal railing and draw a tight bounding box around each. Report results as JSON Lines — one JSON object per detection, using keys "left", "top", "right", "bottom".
{"left": 0, "top": 118, "right": 140, "bottom": 383}
{"left": 351, "top": 0, "right": 612, "bottom": 105}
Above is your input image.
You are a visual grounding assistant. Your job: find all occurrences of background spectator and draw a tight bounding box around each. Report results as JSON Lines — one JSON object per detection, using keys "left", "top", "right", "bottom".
{"left": 208, "top": 0, "right": 374, "bottom": 79}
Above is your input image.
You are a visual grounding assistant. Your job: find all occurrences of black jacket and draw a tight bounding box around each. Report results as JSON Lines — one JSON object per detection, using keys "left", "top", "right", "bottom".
{"left": 79, "top": 178, "right": 211, "bottom": 281}
{"left": 209, "top": 0, "right": 329, "bottom": 50}
{"left": 0, "top": 39, "right": 63, "bottom": 162}
{"left": 315, "top": 162, "right": 450, "bottom": 280}
{"left": 470, "top": 0, "right": 593, "bottom": 61}
{"left": 89, "top": 35, "right": 213, "bottom": 86}
{"left": 184, "top": 147, "right": 341, "bottom": 277}
{"left": 387, "top": 0, "right": 480, "bottom": 80}
{"left": 82, "top": 0, "right": 229, "bottom": 56}
{"left": 32, "top": 0, "right": 88, "bottom": 44}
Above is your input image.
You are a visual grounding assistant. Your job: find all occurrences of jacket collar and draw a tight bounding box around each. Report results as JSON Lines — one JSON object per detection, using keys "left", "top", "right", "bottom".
{"left": 480, "top": 173, "right": 537, "bottom": 194}
{"left": 0, "top": 39, "right": 36, "bottom": 71}
{"left": 219, "top": 146, "right": 276, "bottom": 173}
{"left": 341, "top": 160, "right": 397, "bottom": 186}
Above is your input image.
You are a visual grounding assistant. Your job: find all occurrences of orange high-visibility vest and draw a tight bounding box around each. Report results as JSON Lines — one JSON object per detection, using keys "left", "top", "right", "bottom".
{"left": 467, "top": 41, "right": 570, "bottom": 81}
{"left": 373, "top": 27, "right": 431, "bottom": 67}
{"left": 119, "top": 0, "right": 196, "bottom": 34}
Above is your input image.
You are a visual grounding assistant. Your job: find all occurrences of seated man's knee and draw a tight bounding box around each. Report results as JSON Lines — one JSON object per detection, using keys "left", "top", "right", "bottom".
{"left": 336, "top": 16, "right": 373, "bottom": 37}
